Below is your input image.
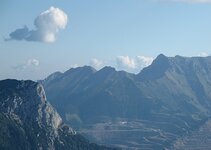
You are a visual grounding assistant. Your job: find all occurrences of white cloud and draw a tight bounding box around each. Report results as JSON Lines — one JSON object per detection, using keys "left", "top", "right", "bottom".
{"left": 6, "top": 7, "right": 68, "bottom": 43}
{"left": 116, "top": 56, "right": 136, "bottom": 70}
{"left": 12, "top": 59, "right": 39, "bottom": 70}
{"left": 70, "top": 64, "right": 79, "bottom": 68}
{"left": 27, "top": 59, "right": 39, "bottom": 66}
{"left": 89, "top": 58, "right": 103, "bottom": 69}
{"left": 116, "top": 55, "right": 153, "bottom": 73}
{"left": 136, "top": 56, "right": 154, "bottom": 69}
{"left": 197, "top": 52, "right": 209, "bottom": 57}
{"left": 12, "top": 64, "right": 27, "bottom": 71}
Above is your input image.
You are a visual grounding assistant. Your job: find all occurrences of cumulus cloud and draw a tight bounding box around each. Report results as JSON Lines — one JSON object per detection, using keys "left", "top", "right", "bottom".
{"left": 6, "top": 7, "right": 68, "bottom": 43}
{"left": 116, "top": 56, "right": 136, "bottom": 70}
{"left": 12, "top": 59, "right": 40, "bottom": 70}
{"left": 116, "top": 55, "right": 153, "bottom": 73}
{"left": 197, "top": 52, "right": 210, "bottom": 57}
{"left": 27, "top": 59, "right": 39, "bottom": 66}
{"left": 136, "top": 56, "right": 154, "bottom": 68}
{"left": 89, "top": 58, "right": 103, "bottom": 69}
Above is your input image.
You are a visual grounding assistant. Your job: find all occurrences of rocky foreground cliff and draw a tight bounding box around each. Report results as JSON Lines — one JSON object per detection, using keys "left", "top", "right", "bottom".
{"left": 0, "top": 79, "right": 116, "bottom": 150}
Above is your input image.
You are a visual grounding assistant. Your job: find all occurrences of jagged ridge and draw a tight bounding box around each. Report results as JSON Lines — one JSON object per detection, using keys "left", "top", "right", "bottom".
{"left": 41, "top": 54, "right": 211, "bottom": 149}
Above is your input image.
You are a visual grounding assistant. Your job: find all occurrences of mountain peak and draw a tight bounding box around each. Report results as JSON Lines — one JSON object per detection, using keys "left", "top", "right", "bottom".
{"left": 64, "top": 65, "right": 96, "bottom": 75}
{"left": 95, "top": 66, "right": 117, "bottom": 78}
{"left": 80, "top": 65, "right": 97, "bottom": 71}
{"left": 157, "top": 53, "right": 167, "bottom": 59}
{"left": 138, "top": 54, "right": 170, "bottom": 80}
{"left": 100, "top": 66, "right": 116, "bottom": 72}
{"left": 0, "top": 79, "right": 73, "bottom": 149}
{"left": 155, "top": 53, "right": 169, "bottom": 62}
{"left": 0, "top": 79, "right": 63, "bottom": 129}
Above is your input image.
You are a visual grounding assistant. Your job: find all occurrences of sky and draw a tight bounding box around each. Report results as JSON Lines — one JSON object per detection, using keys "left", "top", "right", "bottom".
{"left": 1, "top": 0, "right": 211, "bottom": 80}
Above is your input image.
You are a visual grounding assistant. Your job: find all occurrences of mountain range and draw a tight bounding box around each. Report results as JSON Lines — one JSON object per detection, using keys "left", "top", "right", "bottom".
{"left": 40, "top": 54, "right": 211, "bottom": 149}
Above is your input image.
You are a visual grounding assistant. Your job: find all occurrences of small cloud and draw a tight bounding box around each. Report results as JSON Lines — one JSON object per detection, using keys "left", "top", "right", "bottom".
{"left": 116, "top": 56, "right": 136, "bottom": 70}
{"left": 116, "top": 55, "right": 153, "bottom": 73}
{"left": 12, "top": 59, "right": 39, "bottom": 71}
{"left": 197, "top": 52, "right": 209, "bottom": 57}
{"left": 27, "top": 59, "right": 39, "bottom": 66}
{"left": 89, "top": 58, "right": 103, "bottom": 69}
{"left": 6, "top": 6, "right": 68, "bottom": 43}
{"left": 70, "top": 64, "right": 79, "bottom": 68}
{"left": 12, "top": 64, "right": 26, "bottom": 71}
{"left": 136, "top": 56, "right": 154, "bottom": 69}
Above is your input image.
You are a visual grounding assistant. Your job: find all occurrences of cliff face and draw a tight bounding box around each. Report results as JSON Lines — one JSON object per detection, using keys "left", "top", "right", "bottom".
{"left": 0, "top": 79, "right": 115, "bottom": 150}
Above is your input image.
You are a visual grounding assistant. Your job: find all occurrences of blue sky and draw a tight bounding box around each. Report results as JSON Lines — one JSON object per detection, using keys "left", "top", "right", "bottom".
{"left": 1, "top": 0, "right": 211, "bottom": 80}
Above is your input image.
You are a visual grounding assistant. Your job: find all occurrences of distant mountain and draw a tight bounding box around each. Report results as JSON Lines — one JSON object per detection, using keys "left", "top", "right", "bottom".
{"left": 41, "top": 54, "right": 211, "bottom": 149}
{"left": 0, "top": 79, "right": 116, "bottom": 150}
